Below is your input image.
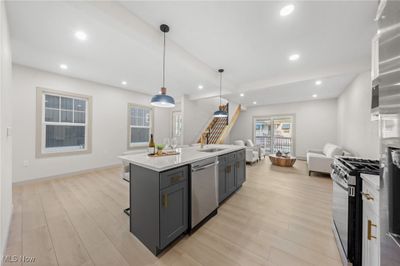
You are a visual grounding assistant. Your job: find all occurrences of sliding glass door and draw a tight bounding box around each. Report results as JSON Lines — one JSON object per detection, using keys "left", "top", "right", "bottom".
{"left": 254, "top": 115, "right": 295, "bottom": 155}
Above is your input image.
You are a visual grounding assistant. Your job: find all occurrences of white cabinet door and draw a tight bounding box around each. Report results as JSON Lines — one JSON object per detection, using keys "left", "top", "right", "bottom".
{"left": 362, "top": 180, "right": 380, "bottom": 266}
{"left": 371, "top": 34, "right": 379, "bottom": 80}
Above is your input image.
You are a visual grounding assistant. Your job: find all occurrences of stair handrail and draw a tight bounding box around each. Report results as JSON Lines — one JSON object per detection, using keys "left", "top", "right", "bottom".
{"left": 196, "top": 104, "right": 228, "bottom": 143}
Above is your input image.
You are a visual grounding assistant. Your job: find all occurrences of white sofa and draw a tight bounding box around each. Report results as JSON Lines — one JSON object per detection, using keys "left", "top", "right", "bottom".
{"left": 233, "top": 140, "right": 259, "bottom": 164}
{"left": 307, "top": 143, "right": 347, "bottom": 176}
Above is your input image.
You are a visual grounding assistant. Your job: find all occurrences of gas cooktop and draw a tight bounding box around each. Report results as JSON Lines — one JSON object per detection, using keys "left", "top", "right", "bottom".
{"left": 336, "top": 157, "right": 380, "bottom": 175}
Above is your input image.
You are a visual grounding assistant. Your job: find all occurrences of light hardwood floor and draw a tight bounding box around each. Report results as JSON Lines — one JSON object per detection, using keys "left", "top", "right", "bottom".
{"left": 4, "top": 160, "right": 341, "bottom": 266}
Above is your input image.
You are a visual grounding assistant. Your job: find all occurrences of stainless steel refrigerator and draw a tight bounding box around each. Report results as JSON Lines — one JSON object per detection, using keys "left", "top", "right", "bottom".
{"left": 376, "top": 1, "right": 400, "bottom": 265}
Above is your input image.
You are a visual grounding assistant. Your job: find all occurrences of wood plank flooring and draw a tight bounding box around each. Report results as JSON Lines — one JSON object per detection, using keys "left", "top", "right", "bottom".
{"left": 4, "top": 160, "right": 341, "bottom": 266}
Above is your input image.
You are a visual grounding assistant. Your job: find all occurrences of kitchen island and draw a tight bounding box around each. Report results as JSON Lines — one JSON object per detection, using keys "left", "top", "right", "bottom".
{"left": 119, "top": 144, "right": 246, "bottom": 255}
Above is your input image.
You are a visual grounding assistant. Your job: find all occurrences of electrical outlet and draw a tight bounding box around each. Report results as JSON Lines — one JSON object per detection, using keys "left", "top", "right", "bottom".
{"left": 23, "top": 160, "right": 29, "bottom": 167}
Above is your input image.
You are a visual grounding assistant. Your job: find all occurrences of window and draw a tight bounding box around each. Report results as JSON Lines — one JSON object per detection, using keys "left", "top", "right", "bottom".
{"left": 37, "top": 88, "right": 92, "bottom": 157}
{"left": 128, "top": 104, "right": 153, "bottom": 147}
{"left": 253, "top": 115, "right": 295, "bottom": 155}
{"left": 172, "top": 111, "right": 182, "bottom": 138}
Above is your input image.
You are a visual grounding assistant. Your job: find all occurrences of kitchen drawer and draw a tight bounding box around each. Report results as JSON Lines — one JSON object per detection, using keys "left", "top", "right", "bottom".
{"left": 227, "top": 152, "right": 236, "bottom": 162}
{"left": 236, "top": 149, "right": 245, "bottom": 161}
{"left": 218, "top": 154, "right": 227, "bottom": 165}
{"left": 362, "top": 180, "right": 379, "bottom": 215}
{"left": 160, "top": 166, "right": 188, "bottom": 190}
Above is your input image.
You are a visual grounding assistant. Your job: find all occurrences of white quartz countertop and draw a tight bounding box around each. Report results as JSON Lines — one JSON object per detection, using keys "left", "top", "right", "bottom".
{"left": 119, "top": 144, "right": 245, "bottom": 172}
{"left": 361, "top": 173, "right": 380, "bottom": 190}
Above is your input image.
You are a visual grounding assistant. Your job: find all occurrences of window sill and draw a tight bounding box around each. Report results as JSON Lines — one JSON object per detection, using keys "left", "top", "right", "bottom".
{"left": 36, "top": 148, "right": 91, "bottom": 158}
{"left": 128, "top": 144, "right": 148, "bottom": 150}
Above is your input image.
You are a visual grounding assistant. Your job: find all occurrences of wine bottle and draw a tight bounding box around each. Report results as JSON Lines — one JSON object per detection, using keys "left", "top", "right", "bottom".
{"left": 148, "top": 134, "right": 155, "bottom": 155}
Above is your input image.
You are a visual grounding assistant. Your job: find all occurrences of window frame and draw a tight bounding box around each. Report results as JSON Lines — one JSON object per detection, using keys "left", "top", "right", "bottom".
{"left": 127, "top": 103, "right": 154, "bottom": 149}
{"left": 36, "top": 87, "right": 92, "bottom": 158}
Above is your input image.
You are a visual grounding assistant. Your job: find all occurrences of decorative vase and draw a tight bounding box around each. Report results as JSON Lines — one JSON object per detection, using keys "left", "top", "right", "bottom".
{"left": 276, "top": 150, "right": 282, "bottom": 157}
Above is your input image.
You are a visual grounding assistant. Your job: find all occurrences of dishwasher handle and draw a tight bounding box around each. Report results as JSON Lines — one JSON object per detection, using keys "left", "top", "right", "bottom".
{"left": 192, "top": 161, "right": 219, "bottom": 172}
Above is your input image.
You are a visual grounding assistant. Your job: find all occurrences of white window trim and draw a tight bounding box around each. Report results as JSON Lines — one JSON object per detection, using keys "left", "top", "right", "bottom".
{"left": 36, "top": 87, "right": 92, "bottom": 158}
{"left": 127, "top": 103, "right": 153, "bottom": 149}
{"left": 171, "top": 110, "right": 183, "bottom": 139}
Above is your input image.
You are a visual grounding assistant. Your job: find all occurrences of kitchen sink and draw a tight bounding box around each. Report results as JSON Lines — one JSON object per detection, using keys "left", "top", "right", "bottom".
{"left": 198, "top": 148, "right": 225, "bottom": 153}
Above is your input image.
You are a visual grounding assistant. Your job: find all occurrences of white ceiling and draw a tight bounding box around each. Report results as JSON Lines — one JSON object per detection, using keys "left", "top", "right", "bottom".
{"left": 6, "top": 1, "right": 377, "bottom": 106}
{"left": 229, "top": 73, "right": 357, "bottom": 106}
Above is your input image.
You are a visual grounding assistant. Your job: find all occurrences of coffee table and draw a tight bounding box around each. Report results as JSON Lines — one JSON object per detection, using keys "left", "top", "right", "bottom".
{"left": 269, "top": 155, "right": 296, "bottom": 167}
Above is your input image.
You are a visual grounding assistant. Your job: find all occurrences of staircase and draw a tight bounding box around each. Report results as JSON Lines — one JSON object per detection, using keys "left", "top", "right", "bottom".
{"left": 198, "top": 104, "right": 241, "bottom": 144}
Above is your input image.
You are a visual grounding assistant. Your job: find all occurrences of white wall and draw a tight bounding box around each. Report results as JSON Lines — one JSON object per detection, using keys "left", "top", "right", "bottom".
{"left": 337, "top": 72, "right": 379, "bottom": 159}
{"left": 1, "top": 1, "right": 13, "bottom": 258}
{"left": 230, "top": 99, "right": 338, "bottom": 158}
{"left": 12, "top": 65, "right": 171, "bottom": 182}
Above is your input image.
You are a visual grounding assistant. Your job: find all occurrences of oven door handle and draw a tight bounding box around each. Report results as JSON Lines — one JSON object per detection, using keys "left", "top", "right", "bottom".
{"left": 331, "top": 174, "right": 348, "bottom": 191}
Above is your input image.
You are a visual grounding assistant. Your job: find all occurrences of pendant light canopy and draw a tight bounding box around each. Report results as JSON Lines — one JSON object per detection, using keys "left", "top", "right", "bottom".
{"left": 214, "top": 69, "right": 228, "bottom": 117}
{"left": 151, "top": 24, "right": 175, "bottom": 108}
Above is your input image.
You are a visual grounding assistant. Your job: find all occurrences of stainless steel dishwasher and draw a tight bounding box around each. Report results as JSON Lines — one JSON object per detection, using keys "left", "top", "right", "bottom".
{"left": 191, "top": 157, "right": 219, "bottom": 230}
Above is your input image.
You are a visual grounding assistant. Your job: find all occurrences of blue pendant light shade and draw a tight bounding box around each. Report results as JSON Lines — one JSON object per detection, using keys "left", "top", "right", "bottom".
{"left": 214, "top": 69, "right": 228, "bottom": 117}
{"left": 151, "top": 24, "right": 175, "bottom": 108}
{"left": 151, "top": 87, "right": 175, "bottom": 107}
{"left": 214, "top": 110, "right": 228, "bottom": 117}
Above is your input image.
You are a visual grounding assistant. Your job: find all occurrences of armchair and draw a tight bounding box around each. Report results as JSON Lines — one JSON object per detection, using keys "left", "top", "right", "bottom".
{"left": 245, "top": 139, "right": 266, "bottom": 159}
{"left": 233, "top": 140, "right": 259, "bottom": 164}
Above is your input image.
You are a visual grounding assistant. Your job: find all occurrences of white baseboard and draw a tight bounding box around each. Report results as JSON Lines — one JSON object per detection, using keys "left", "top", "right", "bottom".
{"left": 13, "top": 163, "right": 121, "bottom": 186}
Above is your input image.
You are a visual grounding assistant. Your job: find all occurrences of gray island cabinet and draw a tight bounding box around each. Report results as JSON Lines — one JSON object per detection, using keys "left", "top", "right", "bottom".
{"left": 130, "top": 164, "right": 188, "bottom": 255}
{"left": 218, "top": 149, "right": 246, "bottom": 203}
{"left": 121, "top": 145, "right": 246, "bottom": 256}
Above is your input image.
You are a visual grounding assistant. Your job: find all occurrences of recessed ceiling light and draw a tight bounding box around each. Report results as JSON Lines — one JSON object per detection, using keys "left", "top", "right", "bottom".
{"left": 59, "top": 64, "right": 68, "bottom": 70}
{"left": 253, "top": 101, "right": 257, "bottom": 105}
{"left": 240, "top": 93, "right": 244, "bottom": 97}
{"left": 312, "top": 94, "right": 318, "bottom": 98}
{"left": 289, "top": 54, "right": 300, "bottom": 61}
{"left": 121, "top": 81, "right": 127, "bottom": 85}
{"left": 198, "top": 85, "right": 203, "bottom": 90}
{"left": 315, "top": 80, "right": 322, "bottom": 85}
{"left": 377, "top": 29, "right": 381, "bottom": 35}
{"left": 75, "top": 31, "right": 87, "bottom": 41}
{"left": 280, "top": 4, "right": 295, "bottom": 17}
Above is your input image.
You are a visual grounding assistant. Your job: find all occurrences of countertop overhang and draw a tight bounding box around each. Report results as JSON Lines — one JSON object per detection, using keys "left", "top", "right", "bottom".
{"left": 119, "top": 144, "right": 245, "bottom": 172}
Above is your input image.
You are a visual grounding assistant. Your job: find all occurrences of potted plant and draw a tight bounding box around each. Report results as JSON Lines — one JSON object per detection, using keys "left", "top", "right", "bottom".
{"left": 156, "top": 144, "right": 165, "bottom": 155}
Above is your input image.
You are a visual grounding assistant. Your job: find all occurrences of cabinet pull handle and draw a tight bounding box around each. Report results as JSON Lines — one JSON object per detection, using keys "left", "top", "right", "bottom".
{"left": 368, "top": 219, "right": 377, "bottom": 240}
{"left": 171, "top": 175, "right": 181, "bottom": 183}
{"left": 162, "top": 193, "right": 168, "bottom": 208}
{"left": 361, "top": 192, "right": 374, "bottom": 201}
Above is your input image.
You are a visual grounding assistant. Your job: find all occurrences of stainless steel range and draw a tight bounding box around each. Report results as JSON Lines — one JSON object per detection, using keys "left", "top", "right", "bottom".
{"left": 331, "top": 157, "right": 380, "bottom": 266}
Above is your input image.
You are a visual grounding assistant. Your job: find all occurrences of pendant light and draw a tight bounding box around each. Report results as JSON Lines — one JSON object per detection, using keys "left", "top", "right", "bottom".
{"left": 213, "top": 69, "right": 228, "bottom": 117}
{"left": 151, "top": 24, "right": 175, "bottom": 108}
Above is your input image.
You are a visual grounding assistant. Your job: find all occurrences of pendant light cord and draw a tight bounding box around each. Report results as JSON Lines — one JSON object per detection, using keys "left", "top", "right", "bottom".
{"left": 162, "top": 31, "right": 166, "bottom": 88}
{"left": 219, "top": 71, "right": 222, "bottom": 107}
